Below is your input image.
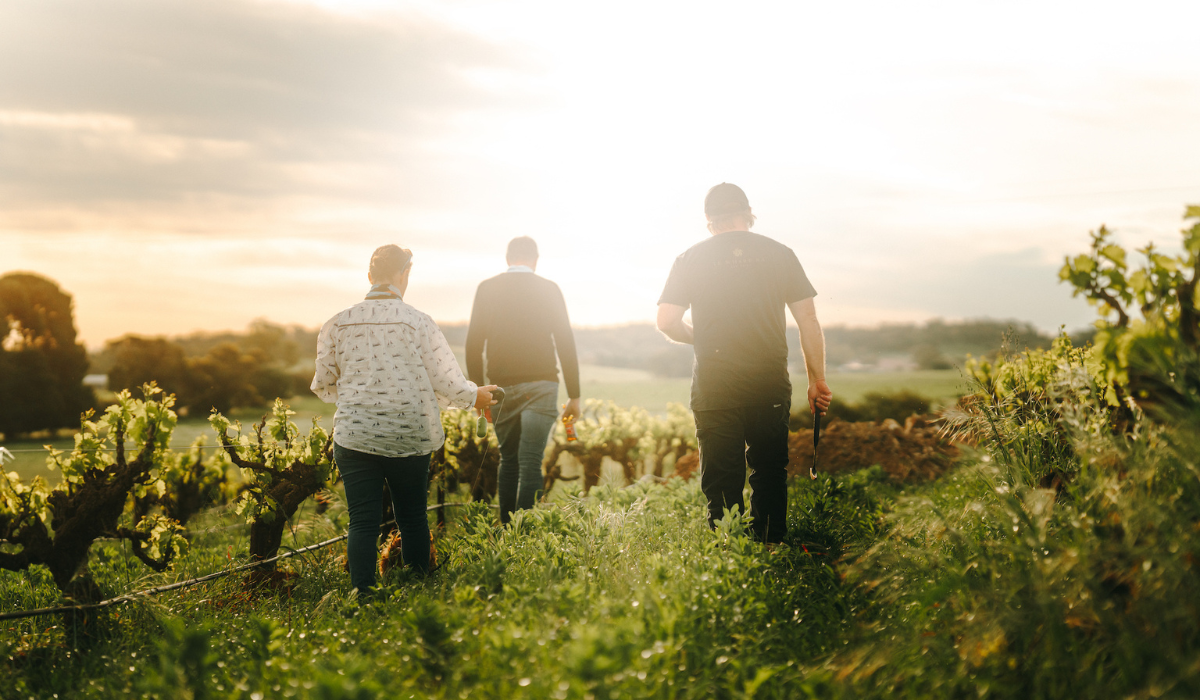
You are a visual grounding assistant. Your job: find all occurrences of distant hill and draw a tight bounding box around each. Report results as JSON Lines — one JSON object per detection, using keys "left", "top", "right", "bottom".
{"left": 91, "top": 318, "right": 1094, "bottom": 379}
{"left": 447, "top": 317, "right": 1086, "bottom": 375}
{"left": 819, "top": 319, "right": 1079, "bottom": 371}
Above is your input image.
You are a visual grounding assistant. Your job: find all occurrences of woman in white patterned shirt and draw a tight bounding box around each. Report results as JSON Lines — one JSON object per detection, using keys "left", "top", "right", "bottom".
{"left": 312, "top": 244, "right": 497, "bottom": 593}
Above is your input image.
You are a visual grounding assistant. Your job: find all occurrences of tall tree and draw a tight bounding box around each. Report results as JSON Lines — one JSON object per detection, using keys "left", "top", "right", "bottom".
{"left": 0, "top": 273, "right": 92, "bottom": 437}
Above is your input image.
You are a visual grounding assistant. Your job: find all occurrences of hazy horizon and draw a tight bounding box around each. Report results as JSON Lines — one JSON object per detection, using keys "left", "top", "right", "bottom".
{"left": 66, "top": 312, "right": 1079, "bottom": 353}
{"left": 4, "top": 0, "right": 1200, "bottom": 348}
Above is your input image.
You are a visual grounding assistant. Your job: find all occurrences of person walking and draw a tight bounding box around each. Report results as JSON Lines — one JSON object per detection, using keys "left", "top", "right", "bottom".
{"left": 465, "top": 236, "right": 581, "bottom": 524}
{"left": 312, "top": 244, "right": 497, "bottom": 595}
{"left": 656, "top": 183, "right": 832, "bottom": 544}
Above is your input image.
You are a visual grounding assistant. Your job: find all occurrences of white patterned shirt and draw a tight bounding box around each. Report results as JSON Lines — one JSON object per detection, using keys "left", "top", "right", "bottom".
{"left": 311, "top": 298, "right": 478, "bottom": 457}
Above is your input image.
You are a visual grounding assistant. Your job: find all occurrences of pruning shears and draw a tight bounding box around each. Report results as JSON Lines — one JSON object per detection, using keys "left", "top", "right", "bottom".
{"left": 810, "top": 409, "right": 821, "bottom": 480}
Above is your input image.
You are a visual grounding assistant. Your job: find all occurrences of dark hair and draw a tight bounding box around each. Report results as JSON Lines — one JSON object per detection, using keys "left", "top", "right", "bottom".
{"left": 369, "top": 244, "right": 412, "bottom": 283}
{"left": 506, "top": 236, "right": 538, "bottom": 263}
{"left": 704, "top": 182, "right": 751, "bottom": 218}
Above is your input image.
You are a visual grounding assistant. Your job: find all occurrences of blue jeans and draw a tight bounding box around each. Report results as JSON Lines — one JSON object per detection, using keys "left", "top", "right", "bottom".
{"left": 494, "top": 380, "right": 559, "bottom": 524}
{"left": 334, "top": 443, "right": 432, "bottom": 592}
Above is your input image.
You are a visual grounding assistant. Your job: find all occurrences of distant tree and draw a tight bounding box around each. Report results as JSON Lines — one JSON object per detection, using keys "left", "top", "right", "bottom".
{"left": 106, "top": 336, "right": 191, "bottom": 400}
{"left": 101, "top": 329, "right": 304, "bottom": 416}
{"left": 185, "top": 342, "right": 269, "bottom": 415}
{"left": 0, "top": 272, "right": 92, "bottom": 437}
{"left": 912, "top": 343, "right": 954, "bottom": 370}
{"left": 243, "top": 319, "right": 302, "bottom": 367}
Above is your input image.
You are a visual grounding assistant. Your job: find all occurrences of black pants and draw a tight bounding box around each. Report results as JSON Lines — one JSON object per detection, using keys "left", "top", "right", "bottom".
{"left": 695, "top": 403, "right": 791, "bottom": 543}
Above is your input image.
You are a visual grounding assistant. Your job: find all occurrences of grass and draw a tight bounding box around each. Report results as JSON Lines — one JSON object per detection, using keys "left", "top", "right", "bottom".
{"left": 0, "top": 472, "right": 884, "bottom": 699}
{"left": 6, "top": 367, "right": 1200, "bottom": 697}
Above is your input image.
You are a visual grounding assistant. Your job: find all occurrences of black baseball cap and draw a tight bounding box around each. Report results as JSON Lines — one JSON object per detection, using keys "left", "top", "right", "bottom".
{"left": 704, "top": 182, "right": 750, "bottom": 218}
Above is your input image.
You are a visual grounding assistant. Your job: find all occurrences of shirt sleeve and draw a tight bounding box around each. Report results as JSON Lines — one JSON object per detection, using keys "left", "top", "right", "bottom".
{"left": 464, "top": 283, "right": 488, "bottom": 386}
{"left": 419, "top": 316, "right": 479, "bottom": 410}
{"left": 549, "top": 283, "right": 581, "bottom": 399}
{"left": 657, "top": 254, "right": 691, "bottom": 307}
{"left": 782, "top": 249, "right": 818, "bottom": 303}
{"left": 310, "top": 317, "right": 340, "bottom": 403}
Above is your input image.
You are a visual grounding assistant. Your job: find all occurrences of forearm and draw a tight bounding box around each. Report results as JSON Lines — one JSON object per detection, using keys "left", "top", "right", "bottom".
{"left": 789, "top": 299, "right": 826, "bottom": 382}
{"left": 661, "top": 319, "right": 693, "bottom": 345}
{"left": 552, "top": 295, "right": 582, "bottom": 399}
{"left": 799, "top": 321, "right": 826, "bottom": 382}
{"left": 656, "top": 304, "right": 694, "bottom": 345}
{"left": 558, "top": 343, "right": 581, "bottom": 399}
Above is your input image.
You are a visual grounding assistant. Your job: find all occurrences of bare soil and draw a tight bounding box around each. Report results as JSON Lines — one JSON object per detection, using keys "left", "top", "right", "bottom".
{"left": 672, "top": 415, "right": 957, "bottom": 484}
{"left": 789, "top": 415, "right": 957, "bottom": 482}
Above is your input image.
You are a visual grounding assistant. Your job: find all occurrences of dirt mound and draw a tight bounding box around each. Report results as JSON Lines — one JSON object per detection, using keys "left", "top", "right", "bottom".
{"left": 669, "top": 415, "right": 956, "bottom": 484}
{"left": 789, "top": 415, "right": 957, "bottom": 482}
{"left": 672, "top": 451, "right": 700, "bottom": 481}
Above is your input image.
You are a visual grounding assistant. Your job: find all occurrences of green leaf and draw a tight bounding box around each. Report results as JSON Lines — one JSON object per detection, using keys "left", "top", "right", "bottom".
{"left": 1128, "top": 269, "right": 1150, "bottom": 295}
{"left": 1183, "top": 226, "right": 1200, "bottom": 256}
{"left": 744, "top": 666, "right": 781, "bottom": 698}
{"left": 1072, "top": 255, "right": 1097, "bottom": 274}
{"left": 1099, "top": 244, "right": 1127, "bottom": 267}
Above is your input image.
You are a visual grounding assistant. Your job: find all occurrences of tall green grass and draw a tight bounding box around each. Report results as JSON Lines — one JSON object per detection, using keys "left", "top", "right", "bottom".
{"left": 7, "top": 338, "right": 1200, "bottom": 697}
{"left": 1, "top": 473, "right": 885, "bottom": 699}
{"left": 827, "top": 348, "right": 1200, "bottom": 698}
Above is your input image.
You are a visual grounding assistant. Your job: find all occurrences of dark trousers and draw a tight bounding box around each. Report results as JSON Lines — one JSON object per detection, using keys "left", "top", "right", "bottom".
{"left": 694, "top": 403, "right": 791, "bottom": 543}
{"left": 494, "top": 380, "right": 559, "bottom": 525}
{"left": 334, "top": 443, "right": 432, "bottom": 592}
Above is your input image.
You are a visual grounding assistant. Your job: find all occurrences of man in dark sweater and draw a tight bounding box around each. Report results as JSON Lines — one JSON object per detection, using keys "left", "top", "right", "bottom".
{"left": 466, "top": 236, "right": 581, "bottom": 524}
{"left": 656, "top": 183, "right": 833, "bottom": 543}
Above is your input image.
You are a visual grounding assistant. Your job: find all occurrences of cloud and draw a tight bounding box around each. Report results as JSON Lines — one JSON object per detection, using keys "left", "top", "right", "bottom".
{"left": 0, "top": 0, "right": 529, "bottom": 219}
{"left": 4, "top": 0, "right": 1199, "bottom": 345}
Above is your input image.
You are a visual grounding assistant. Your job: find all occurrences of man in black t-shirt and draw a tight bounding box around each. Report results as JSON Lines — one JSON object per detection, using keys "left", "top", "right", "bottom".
{"left": 466, "top": 236, "right": 581, "bottom": 524}
{"left": 657, "top": 183, "right": 833, "bottom": 543}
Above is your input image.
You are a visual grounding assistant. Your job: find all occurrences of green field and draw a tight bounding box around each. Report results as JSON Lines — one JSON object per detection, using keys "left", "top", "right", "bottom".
{"left": 572, "top": 366, "right": 966, "bottom": 413}
{"left": 1, "top": 368, "right": 965, "bottom": 484}
{"left": 2, "top": 368, "right": 964, "bottom": 486}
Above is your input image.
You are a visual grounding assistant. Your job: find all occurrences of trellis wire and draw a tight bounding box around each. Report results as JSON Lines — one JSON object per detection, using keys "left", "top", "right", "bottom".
{"left": 0, "top": 501, "right": 498, "bottom": 623}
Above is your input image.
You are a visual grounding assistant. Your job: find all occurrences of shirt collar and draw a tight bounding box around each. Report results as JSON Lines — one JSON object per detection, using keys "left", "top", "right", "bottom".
{"left": 365, "top": 283, "right": 404, "bottom": 301}
{"left": 506, "top": 265, "right": 534, "bottom": 273}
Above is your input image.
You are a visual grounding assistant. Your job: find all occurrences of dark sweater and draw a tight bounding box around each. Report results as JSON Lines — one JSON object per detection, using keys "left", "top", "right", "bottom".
{"left": 465, "top": 271, "right": 580, "bottom": 398}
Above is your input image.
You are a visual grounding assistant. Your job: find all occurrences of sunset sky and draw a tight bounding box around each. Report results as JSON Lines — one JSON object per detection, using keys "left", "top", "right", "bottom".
{"left": 3, "top": 0, "right": 1200, "bottom": 348}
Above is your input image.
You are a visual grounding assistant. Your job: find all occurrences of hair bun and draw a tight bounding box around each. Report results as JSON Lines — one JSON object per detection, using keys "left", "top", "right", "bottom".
{"left": 369, "top": 245, "right": 412, "bottom": 283}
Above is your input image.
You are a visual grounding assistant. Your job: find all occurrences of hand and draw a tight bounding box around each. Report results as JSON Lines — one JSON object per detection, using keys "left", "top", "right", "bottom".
{"left": 475, "top": 385, "right": 499, "bottom": 412}
{"left": 562, "top": 397, "right": 581, "bottom": 421}
{"left": 808, "top": 380, "right": 832, "bottom": 416}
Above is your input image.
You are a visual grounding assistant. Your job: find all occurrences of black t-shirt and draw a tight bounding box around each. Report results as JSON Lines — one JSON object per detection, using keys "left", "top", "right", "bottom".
{"left": 658, "top": 231, "right": 817, "bottom": 411}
